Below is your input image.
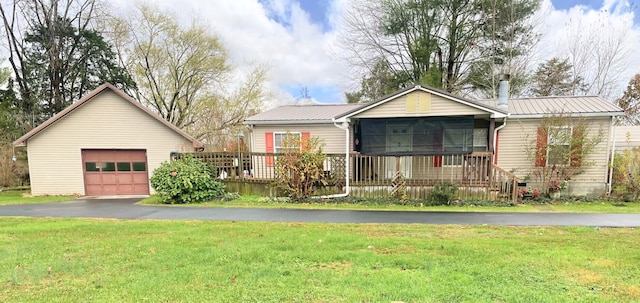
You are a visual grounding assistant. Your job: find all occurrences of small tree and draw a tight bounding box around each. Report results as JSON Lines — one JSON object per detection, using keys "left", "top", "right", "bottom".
{"left": 150, "top": 155, "right": 225, "bottom": 204}
{"left": 273, "top": 133, "right": 327, "bottom": 199}
{"left": 525, "top": 114, "right": 604, "bottom": 195}
{"left": 611, "top": 132, "right": 640, "bottom": 201}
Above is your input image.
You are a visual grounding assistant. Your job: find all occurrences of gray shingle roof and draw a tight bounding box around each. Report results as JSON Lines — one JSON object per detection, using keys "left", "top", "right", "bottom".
{"left": 244, "top": 104, "right": 361, "bottom": 125}
{"left": 478, "top": 96, "right": 623, "bottom": 117}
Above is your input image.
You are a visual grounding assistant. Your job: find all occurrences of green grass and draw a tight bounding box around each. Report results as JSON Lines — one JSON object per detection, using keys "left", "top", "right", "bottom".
{"left": 0, "top": 218, "right": 638, "bottom": 302}
{"left": 0, "top": 190, "right": 74, "bottom": 205}
{"left": 139, "top": 195, "right": 640, "bottom": 213}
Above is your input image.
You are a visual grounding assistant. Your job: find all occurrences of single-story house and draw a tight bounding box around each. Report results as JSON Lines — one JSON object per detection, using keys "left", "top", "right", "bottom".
{"left": 13, "top": 83, "right": 203, "bottom": 196}
{"left": 244, "top": 82, "right": 623, "bottom": 197}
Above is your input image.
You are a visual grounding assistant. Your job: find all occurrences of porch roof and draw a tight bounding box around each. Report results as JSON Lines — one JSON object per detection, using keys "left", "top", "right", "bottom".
{"left": 334, "top": 85, "right": 509, "bottom": 122}
{"left": 478, "top": 96, "right": 624, "bottom": 118}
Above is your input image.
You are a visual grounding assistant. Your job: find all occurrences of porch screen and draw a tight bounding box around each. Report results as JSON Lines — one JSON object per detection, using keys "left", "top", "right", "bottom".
{"left": 357, "top": 116, "right": 474, "bottom": 156}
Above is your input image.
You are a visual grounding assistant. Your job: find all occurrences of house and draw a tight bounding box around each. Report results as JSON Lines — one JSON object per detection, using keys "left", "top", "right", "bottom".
{"left": 13, "top": 83, "right": 202, "bottom": 196}
{"left": 244, "top": 82, "right": 623, "bottom": 197}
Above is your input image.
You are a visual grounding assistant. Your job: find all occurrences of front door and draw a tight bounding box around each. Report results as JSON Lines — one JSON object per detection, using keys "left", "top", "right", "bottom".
{"left": 385, "top": 124, "right": 412, "bottom": 178}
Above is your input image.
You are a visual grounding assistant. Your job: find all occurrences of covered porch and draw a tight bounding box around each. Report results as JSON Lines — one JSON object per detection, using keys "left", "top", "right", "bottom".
{"left": 178, "top": 151, "right": 519, "bottom": 202}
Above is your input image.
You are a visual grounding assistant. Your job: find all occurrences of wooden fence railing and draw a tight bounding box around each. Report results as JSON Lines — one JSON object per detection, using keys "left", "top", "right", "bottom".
{"left": 176, "top": 151, "right": 520, "bottom": 202}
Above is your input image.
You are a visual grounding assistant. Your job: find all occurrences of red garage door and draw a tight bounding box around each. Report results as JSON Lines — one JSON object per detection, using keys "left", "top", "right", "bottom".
{"left": 82, "top": 149, "right": 150, "bottom": 196}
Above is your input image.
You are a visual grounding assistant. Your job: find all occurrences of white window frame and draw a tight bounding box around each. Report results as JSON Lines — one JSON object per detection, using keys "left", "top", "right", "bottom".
{"left": 547, "top": 126, "right": 572, "bottom": 166}
{"left": 274, "top": 132, "right": 301, "bottom": 153}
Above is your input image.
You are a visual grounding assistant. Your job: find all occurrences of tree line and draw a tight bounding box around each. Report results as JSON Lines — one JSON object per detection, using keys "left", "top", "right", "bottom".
{"left": 339, "top": 0, "right": 638, "bottom": 124}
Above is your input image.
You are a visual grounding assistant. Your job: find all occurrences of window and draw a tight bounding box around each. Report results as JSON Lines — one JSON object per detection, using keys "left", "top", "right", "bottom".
{"left": 473, "top": 129, "right": 488, "bottom": 152}
{"left": 117, "top": 162, "right": 131, "bottom": 171}
{"left": 274, "top": 132, "right": 301, "bottom": 153}
{"left": 548, "top": 127, "right": 572, "bottom": 165}
{"left": 102, "top": 162, "right": 116, "bottom": 172}
{"left": 85, "top": 162, "right": 100, "bottom": 172}
{"left": 132, "top": 162, "right": 147, "bottom": 172}
{"left": 443, "top": 129, "right": 473, "bottom": 166}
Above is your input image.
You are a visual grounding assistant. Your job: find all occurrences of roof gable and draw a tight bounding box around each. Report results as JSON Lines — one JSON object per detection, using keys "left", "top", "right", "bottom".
{"left": 13, "top": 83, "right": 203, "bottom": 148}
{"left": 335, "top": 85, "right": 508, "bottom": 121}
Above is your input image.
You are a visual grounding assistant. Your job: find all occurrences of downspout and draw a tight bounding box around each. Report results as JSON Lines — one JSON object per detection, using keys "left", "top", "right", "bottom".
{"left": 493, "top": 118, "right": 507, "bottom": 162}
{"left": 607, "top": 117, "right": 616, "bottom": 194}
{"left": 315, "top": 120, "right": 350, "bottom": 199}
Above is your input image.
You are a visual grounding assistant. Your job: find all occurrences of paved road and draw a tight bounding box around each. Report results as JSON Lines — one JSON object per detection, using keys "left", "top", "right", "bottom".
{"left": 1, "top": 198, "right": 640, "bottom": 227}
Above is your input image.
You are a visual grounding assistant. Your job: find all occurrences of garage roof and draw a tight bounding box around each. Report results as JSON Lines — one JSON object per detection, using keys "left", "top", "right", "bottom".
{"left": 13, "top": 83, "right": 203, "bottom": 148}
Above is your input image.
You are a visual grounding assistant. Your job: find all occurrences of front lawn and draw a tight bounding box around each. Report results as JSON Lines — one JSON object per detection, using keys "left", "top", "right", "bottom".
{"left": 138, "top": 195, "right": 640, "bottom": 214}
{"left": 1, "top": 218, "right": 638, "bottom": 302}
{"left": 0, "top": 190, "right": 74, "bottom": 205}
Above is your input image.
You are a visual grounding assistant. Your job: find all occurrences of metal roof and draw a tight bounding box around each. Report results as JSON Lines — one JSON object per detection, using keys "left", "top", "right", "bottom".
{"left": 478, "top": 95, "right": 624, "bottom": 117}
{"left": 244, "top": 92, "right": 624, "bottom": 125}
{"left": 244, "top": 104, "right": 361, "bottom": 125}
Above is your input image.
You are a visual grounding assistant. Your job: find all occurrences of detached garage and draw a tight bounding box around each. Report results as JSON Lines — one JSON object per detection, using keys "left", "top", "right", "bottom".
{"left": 13, "top": 83, "right": 203, "bottom": 196}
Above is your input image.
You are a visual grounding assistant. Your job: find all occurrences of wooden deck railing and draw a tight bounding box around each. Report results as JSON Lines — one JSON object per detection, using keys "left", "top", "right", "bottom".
{"left": 177, "top": 151, "right": 519, "bottom": 202}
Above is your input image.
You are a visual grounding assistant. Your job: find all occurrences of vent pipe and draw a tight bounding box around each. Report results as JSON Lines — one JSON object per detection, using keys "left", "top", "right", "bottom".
{"left": 497, "top": 74, "right": 510, "bottom": 110}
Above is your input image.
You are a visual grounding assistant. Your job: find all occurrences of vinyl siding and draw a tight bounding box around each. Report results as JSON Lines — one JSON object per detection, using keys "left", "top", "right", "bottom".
{"left": 249, "top": 124, "right": 347, "bottom": 179}
{"left": 496, "top": 117, "right": 612, "bottom": 195}
{"left": 353, "top": 92, "right": 488, "bottom": 118}
{"left": 26, "top": 90, "right": 194, "bottom": 196}
{"left": 253, "top": 124, "right": 347, "bottom": 154}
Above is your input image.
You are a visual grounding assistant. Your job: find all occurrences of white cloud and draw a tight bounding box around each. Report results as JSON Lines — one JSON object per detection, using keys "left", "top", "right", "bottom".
{"left": 534, "top": 0, "right": 640, "bottom": 99}
{"left": 108, "top": 0, "right": 640, "bottom": 105}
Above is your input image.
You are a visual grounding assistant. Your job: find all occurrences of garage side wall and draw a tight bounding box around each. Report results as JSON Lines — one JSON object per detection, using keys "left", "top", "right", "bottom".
{"left": 26, "top": 91, "right": 194, "bottom": 196}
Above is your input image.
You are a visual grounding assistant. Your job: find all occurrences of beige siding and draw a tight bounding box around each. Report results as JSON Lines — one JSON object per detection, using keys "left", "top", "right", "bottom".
{"left": 249, "top": 124, "right": 347, "bottom": 179}
{"left": 614, "top": 126, "right": 640, "bottom": 151}
{"left": 27, "top": 91, "right": 194, "bottom": 196}
{"left": 496, "top": 117, "right": 612, "bottom": 195}
{"left": 252, "top": 124, "right": 347, "bottom": 154}
{"left": 353, "top": 92, "right": 487, "bottom": 118}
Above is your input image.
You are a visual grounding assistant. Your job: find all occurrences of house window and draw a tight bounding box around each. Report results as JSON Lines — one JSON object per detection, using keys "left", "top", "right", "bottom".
{"left": 547, "top": 127, "right": 572, "bottom": 165}
{"left": 442, "top": 129, "right": 487, "bottom": 166}
{"left": 443, "top": 129, "right": 472, "bottom": 166}
{"left": 274, "top": 132, "right": 301, "bottom": 153}
{"left": 473, "top": 129, "right": 488, "bottom": 152}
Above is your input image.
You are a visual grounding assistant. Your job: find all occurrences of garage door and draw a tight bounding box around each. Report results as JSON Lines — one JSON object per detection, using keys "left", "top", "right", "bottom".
{"left": 82, "top": 149, "right": 150, "bottom": 196}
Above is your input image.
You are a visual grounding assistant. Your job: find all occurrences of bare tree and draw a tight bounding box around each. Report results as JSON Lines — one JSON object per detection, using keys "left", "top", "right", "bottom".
{"left": 559, "top": 10, "right": 630, "bottom": 100}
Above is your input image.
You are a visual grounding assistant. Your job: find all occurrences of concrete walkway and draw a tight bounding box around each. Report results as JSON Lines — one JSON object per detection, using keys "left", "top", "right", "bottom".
{"left": 1, "top": 198, "right": 640, "bottom": 227}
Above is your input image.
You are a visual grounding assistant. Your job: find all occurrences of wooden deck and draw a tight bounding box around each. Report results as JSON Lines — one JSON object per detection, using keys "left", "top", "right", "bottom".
{"left": 176, "top": 151, "right": 519, "bottom": 202}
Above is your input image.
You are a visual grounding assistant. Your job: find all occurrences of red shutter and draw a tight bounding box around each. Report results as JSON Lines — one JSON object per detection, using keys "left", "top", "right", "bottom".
{"left": 265, "top": 132, "right": 274, "bottom": 167}
{"left": 570, "top": 127, "right": 583, "bottom": 167}
{"left": 301, "top": 132, "right": 311, "bottom": 151}
{"left": 434, "top": 155, "right": 442, "bottom": 167}
{"left": 434, "top": 128, "right": 443, "bottom": 167}
{"left": 535, "top": 127, "right": 547, "bottom": 167}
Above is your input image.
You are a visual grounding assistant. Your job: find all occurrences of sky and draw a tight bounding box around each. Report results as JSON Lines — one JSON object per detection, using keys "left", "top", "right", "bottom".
{"left": 114, "top": 0, "right": 640, "bottom": 107}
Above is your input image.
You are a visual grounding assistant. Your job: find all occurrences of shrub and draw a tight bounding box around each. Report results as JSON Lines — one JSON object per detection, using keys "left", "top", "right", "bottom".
{"left": 274, "top": 133, "right": 327, "bottom": 199}
{"left": 612, "top": 148, "right": 640, "bottom": 201}
{"left": 427, "top": 182, "right": 459, "bottom": 205}
{"left": 150, "top": 155, "right": 225, "bottom": 204}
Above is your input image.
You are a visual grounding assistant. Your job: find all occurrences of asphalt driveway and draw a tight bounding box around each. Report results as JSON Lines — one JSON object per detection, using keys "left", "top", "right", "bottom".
{"left": 1, "top": 198, "right": 640, "bottom": 227}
